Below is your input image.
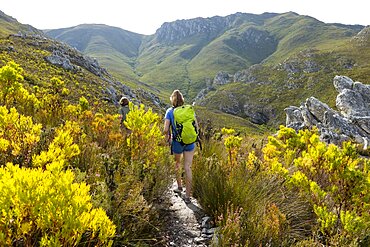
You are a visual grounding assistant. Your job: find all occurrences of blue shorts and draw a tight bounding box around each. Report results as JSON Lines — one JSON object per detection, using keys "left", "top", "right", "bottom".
{"left": 172, "top": 141, "right": 195, "bottom": 154}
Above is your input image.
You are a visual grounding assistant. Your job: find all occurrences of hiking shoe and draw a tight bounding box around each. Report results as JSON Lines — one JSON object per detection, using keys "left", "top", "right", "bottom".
{"left": 173, "top": 187, "right": 183, "bottom": 194}
{"left": 184, "top": 197, "right": 191, "bottom": 204}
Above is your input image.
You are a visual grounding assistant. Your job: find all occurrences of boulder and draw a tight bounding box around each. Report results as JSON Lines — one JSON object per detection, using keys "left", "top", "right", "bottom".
{"left": 335, "top": 77, "right": 370, "bottom": 118}
{"left": 333, "top": 75, "right": 353, "bottom": 93}
{"left": 45, "top": 50, "right": 77, "bottom": 71}
{"left": 284, "top": 106, "right": 304, "bottom": 131}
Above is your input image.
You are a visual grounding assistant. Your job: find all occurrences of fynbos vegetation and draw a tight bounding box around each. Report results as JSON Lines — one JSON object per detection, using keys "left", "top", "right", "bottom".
{"left": 0, "top": 62, "right": 173, "bottom": 246}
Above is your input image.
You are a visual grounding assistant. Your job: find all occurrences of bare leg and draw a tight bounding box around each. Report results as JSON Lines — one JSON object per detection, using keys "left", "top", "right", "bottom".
{"left": 175, "top": 153, "right": 182, "bottom": 189}
{"left": 183, "top": 149, "right": 195, "bottom": 198}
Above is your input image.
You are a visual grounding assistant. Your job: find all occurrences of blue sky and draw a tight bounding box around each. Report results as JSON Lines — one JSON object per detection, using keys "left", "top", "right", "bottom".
{"left": 2, "top": 0, "right": 369, "bottom": 34}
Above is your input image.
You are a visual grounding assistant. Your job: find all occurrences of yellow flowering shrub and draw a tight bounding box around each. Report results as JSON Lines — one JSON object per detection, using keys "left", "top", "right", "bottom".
{"left": 0, "top": 61, "right": 40, "bottom": 116}
{"left": 263, "top": 126, "right": 370, "bottom": 243}
{"left": 32, "top": 121, "right": 81, "bottom": 170}
{"left": 124, "top": 103, "right": 169, "bottom": 180}
{"left": 221, "top": 128, "right": 243, "bottom": 170}
{"left": 0, "top": 163, "right": 115, "bottom": 246}
{"left": 0, "top": 106, "right": 42, "bottom": 166}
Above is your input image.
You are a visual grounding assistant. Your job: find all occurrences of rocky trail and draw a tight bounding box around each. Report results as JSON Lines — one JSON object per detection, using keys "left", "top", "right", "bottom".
{"left": 157, "top": 181, "right": 215, "bottom": 247}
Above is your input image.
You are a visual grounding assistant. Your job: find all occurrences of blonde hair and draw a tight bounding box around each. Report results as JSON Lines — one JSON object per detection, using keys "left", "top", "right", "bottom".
{"left": 170, "top": 90, "right": 184, "bottom": 107}
{"left": 119, "top": 97, "right": 129, "bottom": 106}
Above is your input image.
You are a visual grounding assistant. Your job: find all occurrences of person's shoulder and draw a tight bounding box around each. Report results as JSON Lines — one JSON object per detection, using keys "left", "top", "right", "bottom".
{"left": 165, "top": 107, "right": 174, "bottom": 114}
{"left": 165, "top": 107, "right": 174, "bottom": 118}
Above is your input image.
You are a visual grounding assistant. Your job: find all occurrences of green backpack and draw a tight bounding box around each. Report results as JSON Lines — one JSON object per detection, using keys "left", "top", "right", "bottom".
{"left": 173, "top": 105, "right": 198, "bottom": 144}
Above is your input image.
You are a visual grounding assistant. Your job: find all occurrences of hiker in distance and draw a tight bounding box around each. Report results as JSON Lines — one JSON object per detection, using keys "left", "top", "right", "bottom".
{"left": 119, "top": 96, "right": 130, "bottom": 130}
{"left": 164, "top": 90, "right": 199, "bottom": 204}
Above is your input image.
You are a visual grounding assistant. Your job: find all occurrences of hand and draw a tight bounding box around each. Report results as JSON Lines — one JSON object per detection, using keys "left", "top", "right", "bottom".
{"left": 167, "top": 136, "right": 172, "bottom": 145}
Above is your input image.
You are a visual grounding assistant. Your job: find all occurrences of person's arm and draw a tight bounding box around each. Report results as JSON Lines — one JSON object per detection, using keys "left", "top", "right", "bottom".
{"left": 195, "top": 118, "right": 200, "bottom": 134}
{"left": 164, "top": 119, "right": 172, "bottom": 143}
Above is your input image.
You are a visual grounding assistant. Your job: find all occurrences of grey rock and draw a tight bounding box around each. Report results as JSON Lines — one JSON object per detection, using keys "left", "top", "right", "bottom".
{"left": 333, "top": 75, "right": 353, "bottom": 93}
{"left": 213, "top": 71, "right": 233, "bottom": 85}
{"left": 194, "top": 237, "right": 206, "bottom": 244}
{"left": 201, "top": 233, "right": 213, "bottom": 239}
{"left": 305, "top": 97, "right": 335, "bottom": 123}
{"left": 300, "top": 105, "right": 318, "bottom": 127}
{"left": 285, "top": 106, "right": 304, "bottom": 131}
{"left": 44, "top": 41, "right": 108, "bottom": 77}
{"left": 303, "top": 60, "right": 320, "bottom": 73}
{"left": 234, "top": 64, "right": 261, "bottom": 83}
{"left": 201, "top": 216, "right": 212, "bottom": 228}
{"left": 204, "top": 227, "right": 216, "bottom": 235}
{"left": 218, "top": 93, "right": 241, "bottom": 115}
{"left": 336, "top": 81, "right": 370, "bottom": 118}
{"left": 194, "top": 88, "right": 211, "bottom": 102}
{"left": 353, "top": 81, "right": 370, "bottom": 101}
{"left": 352, "top": 116, "right": 370, "bottom": 135}
{"left": 45, "top": 50, "right": 77, "bottom": 71}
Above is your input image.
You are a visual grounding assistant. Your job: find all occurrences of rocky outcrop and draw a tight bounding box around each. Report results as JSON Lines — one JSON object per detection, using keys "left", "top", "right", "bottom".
{"left": 233, "top": 64, "right": 261, "bottom": 83}
{"left": 155, "top": 12, "right": 277, "bottom": 44}
{"left": 45, "top": 50, "right": 77, "bottom": 71}
{"left": 156, "top": 16, "right": 226, "bottom": 43}
{"left": 285, "top": 75, "right": 370, "bottom": 148}
{"left": 44, "top": 43, "right": 109, "bottom": 77}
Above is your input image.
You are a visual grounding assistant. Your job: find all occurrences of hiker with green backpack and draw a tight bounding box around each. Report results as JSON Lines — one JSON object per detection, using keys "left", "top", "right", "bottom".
{"left": 163, "top": 89, "right": 199, "bottom": 204}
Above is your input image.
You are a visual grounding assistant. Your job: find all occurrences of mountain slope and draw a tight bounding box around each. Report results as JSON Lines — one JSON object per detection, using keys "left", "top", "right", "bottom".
{"left": 0, "top": 10, "right": 42, "bottom": 37}
{"left": 45, "top": 12, "right": 363, "bottom": 100}
{"left": 263, "top": 12, "right": 363, "bottom": 63}
{"left": 45, "top": 24, "right": 144, "bottom": 81}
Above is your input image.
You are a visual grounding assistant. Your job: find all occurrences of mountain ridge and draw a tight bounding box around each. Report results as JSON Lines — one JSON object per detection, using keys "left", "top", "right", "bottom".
{"left": 45, "top": 12, "right": 364, "bottom": 99}
{"left": 0, "top": 10, "right": 42, "bottom": 37}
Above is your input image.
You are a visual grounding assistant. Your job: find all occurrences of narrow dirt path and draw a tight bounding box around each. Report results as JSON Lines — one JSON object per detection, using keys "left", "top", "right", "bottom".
{"left": 158, "top": 181, "right": 212, "bottom": 247}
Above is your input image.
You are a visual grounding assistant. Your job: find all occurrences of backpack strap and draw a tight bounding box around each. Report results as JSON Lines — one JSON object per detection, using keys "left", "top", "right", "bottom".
{"left": 169, "top": 107, "right": 178, "bottom": 140}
